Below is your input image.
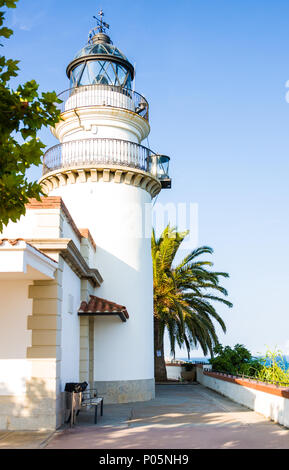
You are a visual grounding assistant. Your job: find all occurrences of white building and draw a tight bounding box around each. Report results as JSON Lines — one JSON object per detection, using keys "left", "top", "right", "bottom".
{"left": 0, "top": 15, "right": 171, "bottom": 430}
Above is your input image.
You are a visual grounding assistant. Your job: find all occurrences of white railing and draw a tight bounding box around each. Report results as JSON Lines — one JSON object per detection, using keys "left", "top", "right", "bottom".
{"left": 43, "top": 138, "right": 155, "bottom": 175}
{"left": 57, "top": 85, "right": 149, "bottom": 120}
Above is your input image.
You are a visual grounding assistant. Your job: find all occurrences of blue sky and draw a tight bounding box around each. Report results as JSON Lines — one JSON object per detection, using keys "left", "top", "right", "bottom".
{"left": 4, "top": 0, "right": 289, "bottom": 357}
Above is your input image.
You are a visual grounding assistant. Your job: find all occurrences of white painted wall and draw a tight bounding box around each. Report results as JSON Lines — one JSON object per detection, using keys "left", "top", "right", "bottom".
{"left": 61, "top": 123, "right": 139, "bottom": 145}
{"left": 50, "top": 181, "right": 154, "bottom": 383}
{"left": 61, "top": 212, "right": 81, "bottom": 251}
{"left": 56, "top": 106, "right": 149, "bottom": 145}
{"left": 59, "top": 261, "right": 81, "bottom": 390}
{"left": 80, "top": 238, "right": 97, "bottom": 269}
{"left": 197, "top": 367, "right": 289, "bottom": 428}
{"left": 0, "top": 281, "right": 32, "bottom": 395}
{"left": 1, "top": 206, "right": 81, "bottom": 254}
{"left": 166, "top": 364, "right": 182, "bottom": 381}
{"left": 1, "top": 209, "right": 61, "bottom": 240}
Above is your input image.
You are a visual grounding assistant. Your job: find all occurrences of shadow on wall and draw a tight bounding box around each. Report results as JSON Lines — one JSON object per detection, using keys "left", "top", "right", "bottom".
{"left": 0, "top": 376, "right": 59, "bottom": 431}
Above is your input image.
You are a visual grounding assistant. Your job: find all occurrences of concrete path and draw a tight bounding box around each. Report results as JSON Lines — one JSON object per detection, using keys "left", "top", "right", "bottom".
{"left": 0, "top": 430, "right": 53, "bottom": 449}
{"left": 44, "top": 384, "right": 289, "bottom": 449}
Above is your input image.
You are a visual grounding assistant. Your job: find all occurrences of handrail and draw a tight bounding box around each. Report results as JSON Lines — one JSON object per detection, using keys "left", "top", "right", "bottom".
{"left": 56, "top": 85, "right": 149, "bottom": 120}
{"left": 42, "top": 137, "right": 156, "bottom": 176}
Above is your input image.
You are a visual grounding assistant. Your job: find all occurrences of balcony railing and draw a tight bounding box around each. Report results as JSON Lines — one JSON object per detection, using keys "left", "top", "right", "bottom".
{"left": 42, "top": 138, "right": 171, "bottom": 189}
{"left": 43, "top": 138, "right": 155, "bottom": 175}
{"left": 57, "top": 85, "right": 149, "bottom": 121}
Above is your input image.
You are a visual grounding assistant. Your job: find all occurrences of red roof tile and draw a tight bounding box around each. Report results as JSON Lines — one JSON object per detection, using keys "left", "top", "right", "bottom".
{"left": 78, "top": 295, "right": 129, "bottom": 322}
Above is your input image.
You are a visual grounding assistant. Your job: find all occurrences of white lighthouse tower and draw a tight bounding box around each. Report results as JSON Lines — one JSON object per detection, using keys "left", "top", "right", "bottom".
{"left": 39, "top": 12, "right": 171, "bottom": 403}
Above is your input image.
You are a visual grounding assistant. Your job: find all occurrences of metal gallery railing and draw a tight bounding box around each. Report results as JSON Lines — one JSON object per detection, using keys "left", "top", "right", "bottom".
{"left": 42, "top": 138, "right": 156, "bottom": 175}
{"left": 208, "top": 370, "right": 289, "bottom": 388}
{"left": 57, "top": 85, "right": 149, "bottom": 120}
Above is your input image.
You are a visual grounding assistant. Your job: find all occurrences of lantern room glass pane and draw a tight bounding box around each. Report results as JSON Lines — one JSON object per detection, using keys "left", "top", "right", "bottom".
{"left": 105, "top": 63, "right": 118, "bottom": 85}
{"left": 78, "top": 65, "right": 92, "bottom": 86}
{"left": 70, "top": 60, "right": 132, "bottom": 88}
{"left": 70, "top": 63, "right": 85, "bottom": 88}
{"left": 74, "top": 43, "right": 128, "bottom": 61}
{"left": 147, "top": 155, "right": 170, "bottom": 180}
{"left": 116, "top": 65, "right": 126, "bottom": 85}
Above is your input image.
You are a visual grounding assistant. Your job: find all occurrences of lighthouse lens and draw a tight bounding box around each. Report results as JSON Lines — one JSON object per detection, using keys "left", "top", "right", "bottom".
{"left": 70, "top": 61, "right": 132, "bottom": 88}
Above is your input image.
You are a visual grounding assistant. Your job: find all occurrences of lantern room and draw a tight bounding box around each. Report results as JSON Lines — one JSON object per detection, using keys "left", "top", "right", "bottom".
{"left": 66, "top": 32, "right": 134, "bottom": 89}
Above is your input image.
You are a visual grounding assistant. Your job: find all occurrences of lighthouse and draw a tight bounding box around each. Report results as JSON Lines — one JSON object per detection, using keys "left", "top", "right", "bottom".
{"left": 39, "top": 12, "right": 171, "bottom": 403}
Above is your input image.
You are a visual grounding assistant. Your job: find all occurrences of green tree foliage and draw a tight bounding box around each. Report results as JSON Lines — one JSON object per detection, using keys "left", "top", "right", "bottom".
{"left": 210, "top": 343, "right": 262, "bottom": 376}
{"left": 152, "top": 225, "right": 232, "bottom": 381}
{"left": 0, "top": 0, "right": 61, "bottom": 231}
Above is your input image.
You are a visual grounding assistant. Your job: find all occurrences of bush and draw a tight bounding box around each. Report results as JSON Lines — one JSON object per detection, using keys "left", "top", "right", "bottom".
{"left": 183, "top": 362, "right": 194, "bottom": 372}
{"left": 209, "top": 344, "right": 262, "bottom": 376}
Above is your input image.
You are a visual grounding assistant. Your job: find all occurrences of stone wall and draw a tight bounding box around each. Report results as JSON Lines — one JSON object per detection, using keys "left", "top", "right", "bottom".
{"left": 93, "top": 378, "right": 155, "bottom": 404}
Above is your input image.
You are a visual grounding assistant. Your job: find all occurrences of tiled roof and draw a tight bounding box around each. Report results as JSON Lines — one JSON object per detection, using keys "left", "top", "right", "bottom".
{"left": 78, "top": 295, "right": 129, "bottom": 322}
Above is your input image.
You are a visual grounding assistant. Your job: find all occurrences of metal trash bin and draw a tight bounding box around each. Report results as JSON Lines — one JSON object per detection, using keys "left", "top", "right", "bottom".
{"left": 64, "top": 382, "right": 88, "bottom": 427}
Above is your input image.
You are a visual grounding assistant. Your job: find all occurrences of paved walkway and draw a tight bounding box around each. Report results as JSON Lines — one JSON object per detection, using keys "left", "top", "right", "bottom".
{"left": 0, "top": 430, "right": 53, "bottom": 449}
{"left": 0, "top": 384, "right": 288, "bottom": 449}
{"left": 43, "top": 384, "right": 289, "bottom": 449}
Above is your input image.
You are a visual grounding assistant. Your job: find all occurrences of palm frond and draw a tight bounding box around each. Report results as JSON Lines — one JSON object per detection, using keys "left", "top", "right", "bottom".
{"left": 152, "top": 225, "right": 232, "bottom": 357}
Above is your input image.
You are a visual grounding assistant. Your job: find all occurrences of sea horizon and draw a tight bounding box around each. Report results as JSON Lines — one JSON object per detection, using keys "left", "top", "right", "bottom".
{"left": 172, "top": 355, "right": 289, "bottom": 368}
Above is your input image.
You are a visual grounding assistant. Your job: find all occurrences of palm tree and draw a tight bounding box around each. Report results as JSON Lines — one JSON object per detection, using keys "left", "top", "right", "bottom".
{"left": 152, "top": 225, "right": 232, "bottom": 382}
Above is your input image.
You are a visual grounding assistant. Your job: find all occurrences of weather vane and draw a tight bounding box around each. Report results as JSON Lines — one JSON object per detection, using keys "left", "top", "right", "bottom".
{"left": 88, "top": 9, "right": 110, "bottom": 43}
